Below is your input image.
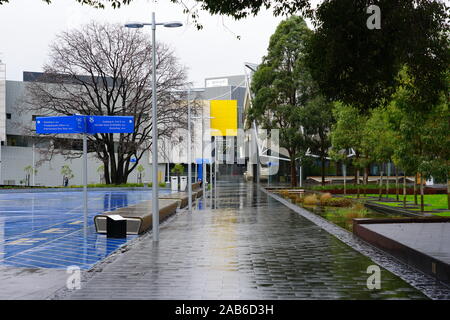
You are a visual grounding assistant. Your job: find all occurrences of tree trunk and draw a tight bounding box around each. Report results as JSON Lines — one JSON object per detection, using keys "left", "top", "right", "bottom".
{"left": 447, "top": 176, "right": 450, "bottom": 210}
{"left": 116, "top": 159, "right": 124, "bottom": 185}
{"left": 343, "top": 163, "right": 347, "bottom": 196}
{"left": 321, "top": 157, "right": 326, "bottom": 186}
{"left": 403, "top": 171, "right": 407, "bottom": 208}
{"left": 420, "top": 172, "right": 425, "bottom": 212}
{"left": 290, "top": 159, "right": 297, "bottom": 187}
{"left": 414, "top": 173, "right": 418, "bottom": 205}
{"left": 395, "top": 166, "right": 399, "bottom": 201}
{"left": 363, "top": 166, "right": 369, "bottom": 197}
{"left": 356, "top": 168, "right": 360, "bottom": 199}
{"left": 386, "top": 163, "right": 390, "bottom": 199}
{"left": 378, "top": 168, "right": 383, "bottom": 201}
{"left": 104, "top": 161, "right": 111, "bottom": 185}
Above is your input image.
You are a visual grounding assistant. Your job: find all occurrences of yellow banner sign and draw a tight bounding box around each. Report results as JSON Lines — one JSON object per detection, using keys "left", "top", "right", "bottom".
{"left": 210, "top": 100, "right": 238, "bottom": 136}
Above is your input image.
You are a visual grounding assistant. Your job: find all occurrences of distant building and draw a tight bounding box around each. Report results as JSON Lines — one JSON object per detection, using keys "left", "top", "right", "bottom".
{"left": 0, "top": 71, "right": 249, "bottom": 186}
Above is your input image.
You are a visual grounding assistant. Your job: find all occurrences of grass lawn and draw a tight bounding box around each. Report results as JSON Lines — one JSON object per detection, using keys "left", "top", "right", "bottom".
{"left": 344, "top": 194, "right": 450, "bottom": 217}
{"left": 310, "top": 184, "right": 382, "bottom": 191}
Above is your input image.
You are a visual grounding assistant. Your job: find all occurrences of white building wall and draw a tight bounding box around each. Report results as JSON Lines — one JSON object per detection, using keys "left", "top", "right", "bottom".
{"left": 0, "top": 146, "right": 160, "bottom": 187}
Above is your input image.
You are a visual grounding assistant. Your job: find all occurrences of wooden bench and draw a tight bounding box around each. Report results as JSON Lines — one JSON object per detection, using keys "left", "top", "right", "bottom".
{"left": 94, "top": 199, "right": 178, "bottom": 235}
{"left": 159, "top": 191, "right": 198, "bottom": 209}
{"left": 192, "top": 182, "right": 203, "bottom": 198}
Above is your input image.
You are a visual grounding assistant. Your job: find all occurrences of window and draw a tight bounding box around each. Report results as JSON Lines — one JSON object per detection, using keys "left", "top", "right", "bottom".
{"left": 6, "top": 135, "right": 31, "bottom": 147}
{"left": 6, "top": 113, "right": 11, "bottom": 120}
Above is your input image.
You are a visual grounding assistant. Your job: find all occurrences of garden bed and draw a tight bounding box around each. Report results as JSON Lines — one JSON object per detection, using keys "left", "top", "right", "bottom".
{"left": 343, "top": 194, "right": 450, "bottom": 217}
{"left": 272, "top": 189, "right": 408, "bottom": 232}
{"left": 310, "top": 186, "right": 447, "bottom": 195}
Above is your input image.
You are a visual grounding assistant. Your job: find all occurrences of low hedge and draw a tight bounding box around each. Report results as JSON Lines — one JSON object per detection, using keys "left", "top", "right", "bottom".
{"left": 69, "top": 182, "right": 167, "bottom": 188}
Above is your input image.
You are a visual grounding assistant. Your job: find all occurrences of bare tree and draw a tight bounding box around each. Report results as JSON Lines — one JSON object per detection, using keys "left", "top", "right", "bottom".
{"left": 21, "top": 22, "right": 193, "bottom": 184}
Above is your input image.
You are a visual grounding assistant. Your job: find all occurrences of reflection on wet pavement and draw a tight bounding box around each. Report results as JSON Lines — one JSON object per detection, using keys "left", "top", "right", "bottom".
{"left": 67, "top": 182, "right": 426, "bottom": 299}
{"left": 0, "top": 190, "right": 171, "bottom": 269}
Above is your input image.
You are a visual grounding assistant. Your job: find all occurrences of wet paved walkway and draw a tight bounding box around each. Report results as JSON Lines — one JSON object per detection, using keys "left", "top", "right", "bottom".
{"left": 62, "top": 183, "right": 426, "bottom": 299}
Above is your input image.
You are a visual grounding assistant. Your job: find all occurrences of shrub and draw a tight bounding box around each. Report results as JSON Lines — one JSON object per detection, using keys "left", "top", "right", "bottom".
{"left": 279, "top": 190, "right": 289, "bottom": 198}
{"left": 171, "top": 163, "right": 185, "bottom": 176}
{"left": 324, "top": 197, "right": 353, "bottom": 207}
{"left": 288, "top": 194, "right": 298, "bottom": 201}
{"left": 344, "top": 205, "right": 369, "bottom": 219}
{"left": 320, "top": 193, "right": 333, "bottom": 205}
{"left": 304, "top": 194, "right": 319, "bottom": 205}
{"left": 351, "top": 202, "right": 366, "bottom": 211}
{"left": 295, "top": 195, "right": 305, "bottom": 204}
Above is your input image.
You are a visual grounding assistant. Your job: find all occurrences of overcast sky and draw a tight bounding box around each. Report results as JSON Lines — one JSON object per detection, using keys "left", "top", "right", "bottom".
{"left": 0, "top": 0, "right": 322, "bottom": 86}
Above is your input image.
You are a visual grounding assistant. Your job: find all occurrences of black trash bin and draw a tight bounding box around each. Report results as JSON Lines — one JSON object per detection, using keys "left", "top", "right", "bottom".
{"left": 106, "top": 215, "right": 127, "bottom": 238}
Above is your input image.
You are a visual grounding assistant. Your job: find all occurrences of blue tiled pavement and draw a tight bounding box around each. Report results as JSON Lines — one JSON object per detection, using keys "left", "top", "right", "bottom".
{"left": 0, "top": 190, "right": 170, "bottom": 269}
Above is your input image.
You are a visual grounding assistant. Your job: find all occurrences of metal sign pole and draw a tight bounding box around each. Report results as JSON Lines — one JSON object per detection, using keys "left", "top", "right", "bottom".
{"left": 202, "top": 115, "right": 206, "bottom": 202}
{"left": 32, "top": 142, "right": 36, "bottom": 187}
{"left": 151, "top": 12, "right": 160, "bottom": 242}
{"left": 299, "top": 163, "right": 303, "bottom": 188}
{"left": 209, "top": 145, "right": 212, "bottom": 199}
{"left": 83, "top": 132, "right": 88, "bottom": 237}
{"left": 215, "top": 138, "right": 217, "bottom": 204}
{"left": 0, "top": 141, "right": 2, "bottom": 185}
{"left": 187, "top": 88, "right": 192, "bottom": 213}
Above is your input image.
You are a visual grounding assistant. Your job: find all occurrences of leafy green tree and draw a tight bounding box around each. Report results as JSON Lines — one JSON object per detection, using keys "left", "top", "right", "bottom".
{"left": 388, "top": 69, "right": 450, "bottom": 211}
{"left": 300, "top": 95, "right": 335, "bottom": 185}
{"left": 248, "top": 16, "right": 313, "bottom": 186}
{"left": 170, "top": 0, "right": 313, "bottom": 22}
{"left": 328, "top": 149, "right": 350, "bottom": 195}
{"left": 175, "top": 1, "right": 448, "bottom": 101}
{"left": 137, "top": 165, "right": 145, "bottom": 183}
{"left": 330, "top": 102, "right": 369, "bottom": 198}
{"left": 0, "top": 0, "right": 132, "bottom": 7}
{"left": 306, "top": 0, "right": 449, "bottom": 113}
{"left": 23, "top": 165, "right": 37, "bottom": 187}
{"left": 61, "top": 165, "right": 75, "bottom": 186}
{"left": 362, "top": 107, "right": 396, "bottom": 200}
{"left": 171, "top": 163, "right": 185, "bottom": 176}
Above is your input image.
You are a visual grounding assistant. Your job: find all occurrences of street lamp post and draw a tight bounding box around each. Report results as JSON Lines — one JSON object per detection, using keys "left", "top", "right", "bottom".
{"left": 125, "top": 13, "right": 182, "bottom": 242}
{"left": 186, "top": 88, "right": 205, "bottom": 212}
{"left": 192, "top": 114, "right": 214, "bottom": 204}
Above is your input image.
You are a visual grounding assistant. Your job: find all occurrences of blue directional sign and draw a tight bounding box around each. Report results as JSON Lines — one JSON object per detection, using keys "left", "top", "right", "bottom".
{"left": 36, "top": 115, "right": 135, "bottom": 135}
{"left": 195, "top": 158, "right": 211, "bottom": 164}
{"left": 36, "top": 115, "right": 86, "bottom": 134}
{"left": 86, "top": 116, "right": 134, "bottom": 134}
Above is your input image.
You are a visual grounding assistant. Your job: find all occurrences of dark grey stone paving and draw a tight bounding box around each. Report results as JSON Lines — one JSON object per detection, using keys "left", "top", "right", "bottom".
{"left": 62, "top": 183, "right": 428, "bottom": 300}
